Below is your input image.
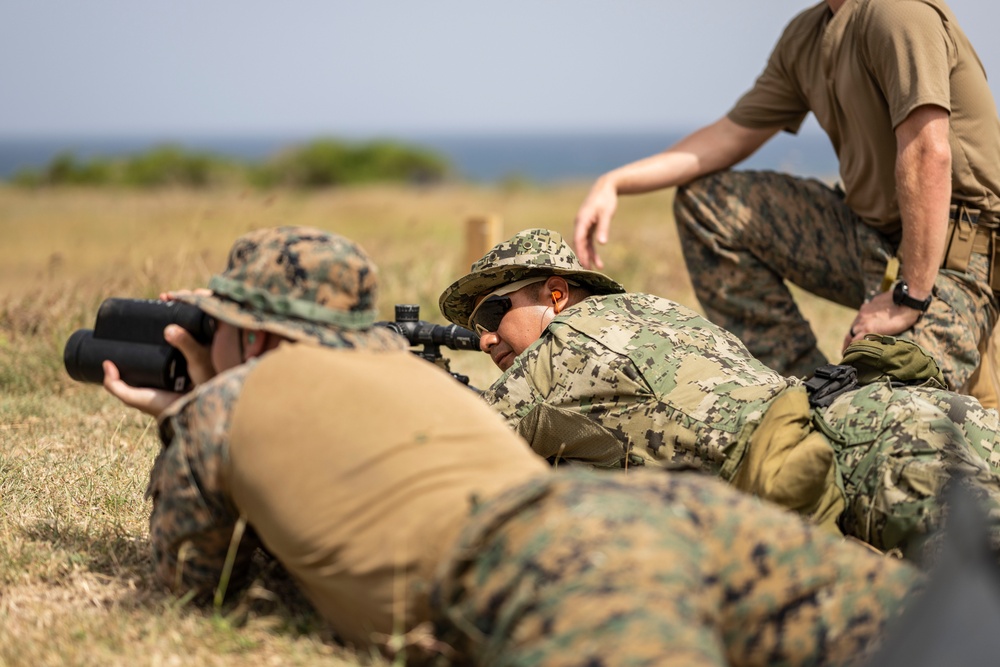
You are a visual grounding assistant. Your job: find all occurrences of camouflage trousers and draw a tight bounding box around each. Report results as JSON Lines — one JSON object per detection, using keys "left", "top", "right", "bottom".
{"left": 818, "top": 381, "right": 1000, "bottom": 561}
{"left": 674, "top": 170, "right": 998, "bottom": 391}
{"left": 431, "top": 470, "right": 921, "bottom": 667}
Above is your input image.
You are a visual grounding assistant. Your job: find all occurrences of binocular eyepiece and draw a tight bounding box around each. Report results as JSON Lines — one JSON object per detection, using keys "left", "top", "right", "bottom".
{"left": 64, "top": 298, "right": 215, "bottom": 391}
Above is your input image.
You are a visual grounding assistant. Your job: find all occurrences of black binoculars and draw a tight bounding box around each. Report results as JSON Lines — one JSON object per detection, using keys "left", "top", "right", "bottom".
{"left": 64, "top": 298, "right": 216, "bottom": 391}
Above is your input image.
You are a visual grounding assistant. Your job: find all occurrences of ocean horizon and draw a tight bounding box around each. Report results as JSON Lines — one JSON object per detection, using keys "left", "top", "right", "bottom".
{"left": 0, "top": 130, "right": 839, "bottom": 184}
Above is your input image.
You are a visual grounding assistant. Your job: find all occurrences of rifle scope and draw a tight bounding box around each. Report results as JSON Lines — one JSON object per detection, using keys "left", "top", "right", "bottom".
{"left": 377, "top": 304, "right": 480, "bottom": 351}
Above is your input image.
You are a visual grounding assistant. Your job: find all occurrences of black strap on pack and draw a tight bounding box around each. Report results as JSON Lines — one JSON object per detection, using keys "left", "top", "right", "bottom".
{"left": 803, "top": 363, "right": 860, "bottom": 408}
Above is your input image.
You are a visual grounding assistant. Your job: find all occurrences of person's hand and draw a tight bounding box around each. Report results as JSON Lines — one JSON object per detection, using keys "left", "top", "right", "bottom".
{"left": 842, "top": 290, "right": 923, "bottom": 352}
{"left": 163, "top": 324, "right": 215, "bottom": 385}
{"left": 573, "top": 177, "right": 619, "bottom": 269}
{"left": 160, "top": 289, "right": 216, "bottom": 385}
{"left": 102, "top": 360, "right": 184, "bottom": 418}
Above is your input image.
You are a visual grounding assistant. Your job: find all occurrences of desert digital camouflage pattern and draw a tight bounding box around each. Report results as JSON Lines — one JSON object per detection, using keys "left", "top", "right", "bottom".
{"left": 485, "top": 292, "right": 794, "bottom": 472}
{"left": 175, "top": 225, "right": 407, "bottom": 351}
{"left": 820, "top": 381, "right": 1000, "bottom": 559}
{"left": 482, "top": 291, "right": 1000, "bottom": 560}
{"left": 432, "top": 469, "right": 923, "bottom": 667}
{"left": 674, "top": 169, "right": 998, "bottom": 389}
{"left": 439, "top": 228, "right": 625, "bottom": 328}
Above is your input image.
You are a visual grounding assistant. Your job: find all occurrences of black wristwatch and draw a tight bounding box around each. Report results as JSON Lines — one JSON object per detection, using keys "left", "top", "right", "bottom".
{"left": 892, "top": 279, "right": 932, "bottom": 313}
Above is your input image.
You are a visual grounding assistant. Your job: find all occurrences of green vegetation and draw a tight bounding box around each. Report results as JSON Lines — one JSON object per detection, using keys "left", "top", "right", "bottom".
{"left": 253, "top": 139, "right": 450, "bottom": 188}
{"left": 10, "top": 139, "right": 451, "bottom": 189}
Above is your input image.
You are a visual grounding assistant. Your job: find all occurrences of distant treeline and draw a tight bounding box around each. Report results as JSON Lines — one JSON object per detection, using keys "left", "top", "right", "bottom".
{"left": 9, "top": 139, "right": 451, "bottom": 189}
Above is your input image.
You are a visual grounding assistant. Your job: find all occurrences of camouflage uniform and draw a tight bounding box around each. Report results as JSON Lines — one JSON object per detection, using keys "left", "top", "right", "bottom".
{"left": 675, "top": 170, "right": 997, "bottom": 389}
{"left": 433, "top": 470, "right": 922, "bottom": 667}
{"left": 146, "top": 225, "right": 407, "bottom": 594}
{"left": 152, "top": 346, "right": 923, "bottom": 665}
{"left": 439, "top": 229, "right": 1000, "bottom": 561}
{"left": 483, "top": 291, "right": 792, "bottom": 473}
{"left": 148, "top": 345, "right": 548, "bottom": 646}
{"left": 150, "top": 360, "right": 258, "bottom": 593}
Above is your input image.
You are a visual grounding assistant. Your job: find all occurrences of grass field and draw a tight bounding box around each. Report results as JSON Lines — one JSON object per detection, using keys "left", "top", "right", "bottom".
{"left": 0, "top": 183, "right": 855, "bottom": 665}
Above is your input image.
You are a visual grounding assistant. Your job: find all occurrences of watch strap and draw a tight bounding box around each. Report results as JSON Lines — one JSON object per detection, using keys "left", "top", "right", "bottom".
{"left": 892, "top": 280, "right": 932, "bottom": 312}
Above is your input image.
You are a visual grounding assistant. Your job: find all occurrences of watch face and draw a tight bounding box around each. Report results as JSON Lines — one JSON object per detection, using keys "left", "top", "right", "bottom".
{"left": 894, "top": 281, "right": 905, "bottom": 301}
{"left": 893, "top": 280, "right": 931, "bottom": 312}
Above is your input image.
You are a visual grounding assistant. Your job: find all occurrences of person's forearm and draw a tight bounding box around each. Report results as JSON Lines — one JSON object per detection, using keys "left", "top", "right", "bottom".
{"left": 573, "top": 117, "right": 776, "bottom": 269}
{"left": 895, "top": 107, "right": 952, "bottom": 300}
{"left": 597, "top": 149, "right": 703, "bottom": 196}
{"left": 602, "top": 117, "right": 778, "bottom": 196}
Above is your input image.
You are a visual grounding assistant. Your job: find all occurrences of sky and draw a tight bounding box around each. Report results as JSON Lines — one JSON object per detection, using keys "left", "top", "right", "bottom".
{"left": 2, "top": 1, "right": 1000, "bottom": 139}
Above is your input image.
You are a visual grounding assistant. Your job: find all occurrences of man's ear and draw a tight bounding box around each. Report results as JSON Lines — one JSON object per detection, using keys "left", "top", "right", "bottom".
{"left": 545, "top": 276, "right": 571, "bottom": 313}
{"left": 243, "top": 329, "right": 268, "bottom": 360}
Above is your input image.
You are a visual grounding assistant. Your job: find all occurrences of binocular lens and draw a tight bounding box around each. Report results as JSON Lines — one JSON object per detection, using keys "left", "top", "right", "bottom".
{"left": 63, "top": 329, "right": 192, "bottom": 391}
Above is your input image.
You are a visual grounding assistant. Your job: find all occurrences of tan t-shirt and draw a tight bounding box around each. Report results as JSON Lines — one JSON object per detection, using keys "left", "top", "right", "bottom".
{"left": 225, "top": 345, "right": 548, "bottom": 648}
{"left": 729, "top": 0, "right": 1000, "bottom": 232}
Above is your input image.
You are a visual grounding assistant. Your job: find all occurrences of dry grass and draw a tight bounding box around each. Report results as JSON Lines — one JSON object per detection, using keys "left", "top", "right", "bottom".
{"left": 0, "top": 183, "right": 854, "bottom": 665}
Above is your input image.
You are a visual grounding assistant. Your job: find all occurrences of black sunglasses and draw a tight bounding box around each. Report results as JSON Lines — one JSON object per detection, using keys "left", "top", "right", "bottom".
{"left": 469, "top": 294, "right": 513, "bottom": 336}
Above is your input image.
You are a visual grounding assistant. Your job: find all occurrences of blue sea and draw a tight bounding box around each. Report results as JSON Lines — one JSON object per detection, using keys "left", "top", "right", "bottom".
{"left": 0, "top": 130, "right": 839, "bottom": 184}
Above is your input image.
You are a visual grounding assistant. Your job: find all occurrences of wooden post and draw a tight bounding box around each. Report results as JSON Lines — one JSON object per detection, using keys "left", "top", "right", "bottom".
{"left": 463, "top": 215, "right": 504, "bottom": 271}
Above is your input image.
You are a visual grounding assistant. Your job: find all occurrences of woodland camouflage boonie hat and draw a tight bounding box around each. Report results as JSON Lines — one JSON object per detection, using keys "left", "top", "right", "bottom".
{"left": 439, "top": 228, "right": 626, "bottom": 327}
{"left": 174, "top": 226, "right": 406, "bottom": 351}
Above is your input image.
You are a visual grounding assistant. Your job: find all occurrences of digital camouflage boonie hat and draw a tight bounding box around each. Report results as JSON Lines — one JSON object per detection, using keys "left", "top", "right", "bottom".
{"left": 174, "top": 226, "right": 406, "bottom": 351}
{"left": 438, "top": 228, "right": 626, "bottom": 327}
